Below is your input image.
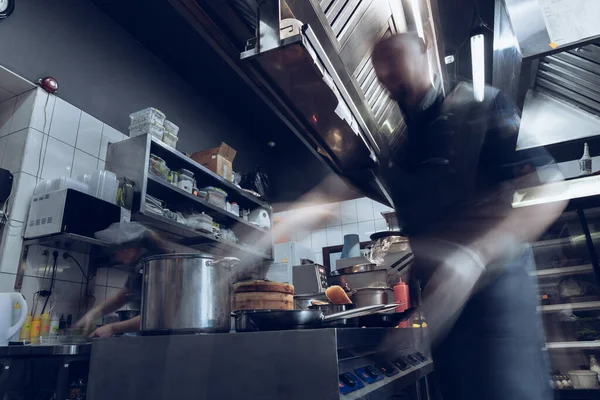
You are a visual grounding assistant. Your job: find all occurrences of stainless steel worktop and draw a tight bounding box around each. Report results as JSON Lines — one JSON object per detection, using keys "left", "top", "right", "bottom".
{"left": 0, "top": 343, "right": 92, "bottom": 357}
{"left": 87, "top": 328, "right": 432, "bottom": 400}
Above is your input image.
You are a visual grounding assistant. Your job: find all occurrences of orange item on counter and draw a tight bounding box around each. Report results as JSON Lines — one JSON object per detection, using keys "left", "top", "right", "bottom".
{"left": 325, "top": 285, "right": 353, "bottom": 305}
{"left": 394, "top": 279, "right": 411, "bottom": 328}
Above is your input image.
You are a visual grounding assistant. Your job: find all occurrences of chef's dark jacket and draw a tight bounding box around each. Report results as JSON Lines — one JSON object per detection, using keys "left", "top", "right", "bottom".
{"left": 370, "top": 81, "right": 555, "bottom": 400}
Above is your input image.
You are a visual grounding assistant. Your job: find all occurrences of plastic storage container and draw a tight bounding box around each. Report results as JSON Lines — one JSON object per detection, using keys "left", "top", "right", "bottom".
{"left": 187, "top": 213, "right": 213, "bottom": 233}
{"left": 129, "top": 107, "right": 166, "bottom": 127}
{"left": 47, "top": 177, "right": 89, "bottom": 194}
{"left": 88, "top": 170, "right": 118, "bottom": 204}
{"left": 148, "top": 154, "right": 169, "bottom": 180}
{"left": 162, "top": 131, "right": 178, "bottom": 149}
{"left": 163, "top": 120, "right": 179, "bottom": 136}
{"left": 177, "top": 169, "right": 195, "bottom": 193}
{"left": 203, "top": 187, "right": 227, "bottom": 209}
{"left": 129, "top": 121, "right": 164, "bottom": 140}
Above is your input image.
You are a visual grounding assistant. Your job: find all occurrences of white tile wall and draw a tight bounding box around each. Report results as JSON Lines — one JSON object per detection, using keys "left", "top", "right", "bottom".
{"left": 30, "top": 89, "right": 56, "bottom": 134}
{"left": 48, "top": 97, "right": 80, "bottom": 146}
{"left": 8, "top": 172, "right": 37, "bottom": 223}
{"left": 0, "top": 87, "right": 127, "bottom": 319}
{"left": 274, "top": 198, "right": 394, "bottom": 270}
{"left": 10, "top": 90, "right": 37, "bottom": 134}
{"left": 99, "top": 124, "right": 126, "bottom": 161}
{"left": 340, "top": 199, "right": 358, "bottom": 224}
{"left": 71, "top": 149, "right": 98, "bottom": 178}
{"left": 41, "top": 136, "right": 74, "bottom": 179}
{"left": 0, "top": 97, "right": 16, "bottom": 137}
{"left": 0, "top": 223, "right": 24, "bottom": 274}
{"left": 356, "top": 197, "right": 375, "bottom": 222}
{"left": 75, "top": 112, "right": 102, "bottom": 156}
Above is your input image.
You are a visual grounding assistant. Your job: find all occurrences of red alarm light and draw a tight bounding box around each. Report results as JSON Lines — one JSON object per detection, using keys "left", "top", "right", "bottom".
{"left": 38, "top": 77, "right": 58, "bottom": 94}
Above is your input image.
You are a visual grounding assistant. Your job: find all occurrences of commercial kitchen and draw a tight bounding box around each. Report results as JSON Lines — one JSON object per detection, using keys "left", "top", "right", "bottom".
{"left": 1, "top": 0, "right": 600, "bottom": 399}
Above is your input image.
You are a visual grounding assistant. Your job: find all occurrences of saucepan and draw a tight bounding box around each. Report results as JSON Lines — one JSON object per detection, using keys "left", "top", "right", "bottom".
{"left": 233, "top": 304, "right": 398, "bottom": 332}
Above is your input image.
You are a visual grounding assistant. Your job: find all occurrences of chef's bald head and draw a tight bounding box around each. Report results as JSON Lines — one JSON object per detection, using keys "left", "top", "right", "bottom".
{"left": 372, "top": 33, "right": 431, "bottom": 115}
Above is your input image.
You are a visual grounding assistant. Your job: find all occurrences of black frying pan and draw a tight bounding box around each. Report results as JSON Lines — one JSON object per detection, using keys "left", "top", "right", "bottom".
{"left": 234, "top": 304, "right": 398, "bottom": 332}
{"left": 358, "top": 307, "right": 417, "bottom": 328}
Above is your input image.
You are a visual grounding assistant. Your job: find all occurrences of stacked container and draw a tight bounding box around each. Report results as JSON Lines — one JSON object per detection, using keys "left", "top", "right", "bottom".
{"left": 128, "top": 108, "right": 180, "bottom": 149}
{"left": 129, "top": 108, "right": 166, "bottom": 140}
{"left": 162, "top": 120, "right": 179, "bottom": 149}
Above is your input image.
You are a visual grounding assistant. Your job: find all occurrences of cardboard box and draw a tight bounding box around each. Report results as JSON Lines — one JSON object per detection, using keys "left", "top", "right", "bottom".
{"left": 191, "top": 142, "right": 237, "bottom": 181}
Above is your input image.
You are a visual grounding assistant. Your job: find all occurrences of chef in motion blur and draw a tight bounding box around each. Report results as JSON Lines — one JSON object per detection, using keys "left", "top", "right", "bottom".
{"left": 367, "top": 33, "right": 566, "bottom": 399}
{"left": 76, "top": 225, "right": 171, "bottom": 337}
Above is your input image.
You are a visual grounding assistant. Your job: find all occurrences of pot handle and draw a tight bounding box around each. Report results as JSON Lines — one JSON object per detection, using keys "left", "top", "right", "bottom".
{"left": 322, "top": 303, "right": 398, "bottom": 323}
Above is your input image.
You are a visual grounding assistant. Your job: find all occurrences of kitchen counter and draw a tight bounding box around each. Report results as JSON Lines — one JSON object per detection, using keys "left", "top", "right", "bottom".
{"left": 0, "top": 343, "right": 92, "bottom": 357}
{"left": 87, "top": 328, "right": 432, "bottom": 400}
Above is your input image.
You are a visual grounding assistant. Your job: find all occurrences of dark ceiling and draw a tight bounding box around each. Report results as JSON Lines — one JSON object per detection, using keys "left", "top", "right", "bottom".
{"left": 89, "top": 0, "right": 506, "bottom": 204}
{"left": 90, "top": 0, "right": 358, "bottom": 205}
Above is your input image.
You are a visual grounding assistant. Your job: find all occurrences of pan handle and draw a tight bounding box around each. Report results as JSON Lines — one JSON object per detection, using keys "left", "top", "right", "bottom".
{"left": 322, "top": 304, "right": 398, "bottom": 323}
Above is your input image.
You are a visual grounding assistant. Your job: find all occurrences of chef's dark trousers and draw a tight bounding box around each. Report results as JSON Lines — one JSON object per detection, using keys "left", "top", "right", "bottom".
{"left": 432, "top": 247, "right": 551, "bottom": 400}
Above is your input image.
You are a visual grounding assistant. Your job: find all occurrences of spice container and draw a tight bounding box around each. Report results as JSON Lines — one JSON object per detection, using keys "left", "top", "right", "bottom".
{"left": 129, "top": 107, "right": 166, "bottom": 127}
{"left": 163, "top": 120, "right": 179, "bottom": 136}
{"left": 130, "top": 121, "right": 164, "bottom": 140}
{"left": 177, "top": 169, "right": 195, "bottom": 193}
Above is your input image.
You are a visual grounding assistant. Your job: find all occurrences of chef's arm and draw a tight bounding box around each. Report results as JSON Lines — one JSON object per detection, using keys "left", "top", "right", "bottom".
{"left": 471, "top": 165, "right": 568, "bottom": 266}
{"left": 472, "top": 198, "right": 567, "bottom": 266}
{"left": 109, "top": 315, "right": 141, "bottom": 334}
{"left": 76, "top": 287, "right": 128, "bottom": 332}
{"left": 92, "top": 287, "right": 128, "bottom": 316}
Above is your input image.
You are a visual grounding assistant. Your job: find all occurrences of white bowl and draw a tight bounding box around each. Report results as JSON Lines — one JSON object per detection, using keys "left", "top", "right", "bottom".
{"left": 568, "top": 370, "right": 599, "bottom": 389}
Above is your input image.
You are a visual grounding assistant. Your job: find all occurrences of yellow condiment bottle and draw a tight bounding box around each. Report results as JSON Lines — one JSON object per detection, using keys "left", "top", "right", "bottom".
{"left": 30, "top": 315, "right": 41, "bottom": 343}
{"left": 19, "top": 314, "right": 32, "bottom": 341}
{"left": 40, "top": 312, "right": 51, "bottom": 337}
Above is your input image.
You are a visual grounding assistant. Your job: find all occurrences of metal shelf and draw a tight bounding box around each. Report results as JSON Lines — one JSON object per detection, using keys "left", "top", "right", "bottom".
{"left": 538, "top": 301, "right": 600, "bottom": 313}
{"left": 531, "top": 264, "right": 594, "bottom": 278}
{"left": 149, "top": 137, "right": 270, "bottom": 210}
{"left": 555, "top": 389, "right": 600, "bottom": 399}
{"left": 146, "top": 175, "right": 269, "bottom": 236}
{"left": 23, "top": 233, "right": 117, "bottom": 254}
{"left": 135, "top": 211, "right": 272, "bottom": 260}
{"left": 546, "top": 341, "right": 600, "bottom": 350}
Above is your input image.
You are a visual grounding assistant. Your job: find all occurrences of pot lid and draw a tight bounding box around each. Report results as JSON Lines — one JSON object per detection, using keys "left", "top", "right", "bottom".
{"left": 234, "top": 280, "right": 295, "bottom": 294}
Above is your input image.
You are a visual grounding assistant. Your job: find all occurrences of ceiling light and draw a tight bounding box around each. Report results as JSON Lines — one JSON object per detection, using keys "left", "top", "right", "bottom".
{"left": 470, "top": 33, "right": 485, "bottom": 102}
{"left": 410, "top": 0, "right": 424, "bottom": 39}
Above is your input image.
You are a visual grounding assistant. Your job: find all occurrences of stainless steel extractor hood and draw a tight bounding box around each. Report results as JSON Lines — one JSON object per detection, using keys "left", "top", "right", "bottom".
{"left": 240, "top": 0, "right": 407, "bottom": 170}
{"left": 233, "top": 0, "right": 444, "bottom": 203}
{"left": 495, "top": 0, "right": 600, "bottom": 150}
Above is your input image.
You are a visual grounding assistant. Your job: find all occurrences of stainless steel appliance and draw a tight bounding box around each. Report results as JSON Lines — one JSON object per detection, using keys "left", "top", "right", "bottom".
{"left": 88, "top": 328, "right": 433, "bottom": 400}
{"left": 350, "top": 287, "right": 394, "bottom": 308}
{"left": 140, "top": 254, "right": 240, "bottom": 334}
{"left": 292, "top": 263, "right": 328, "bottom": 295}
{"left": 24, "top": 189, "right": 121, "bottom": 239}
